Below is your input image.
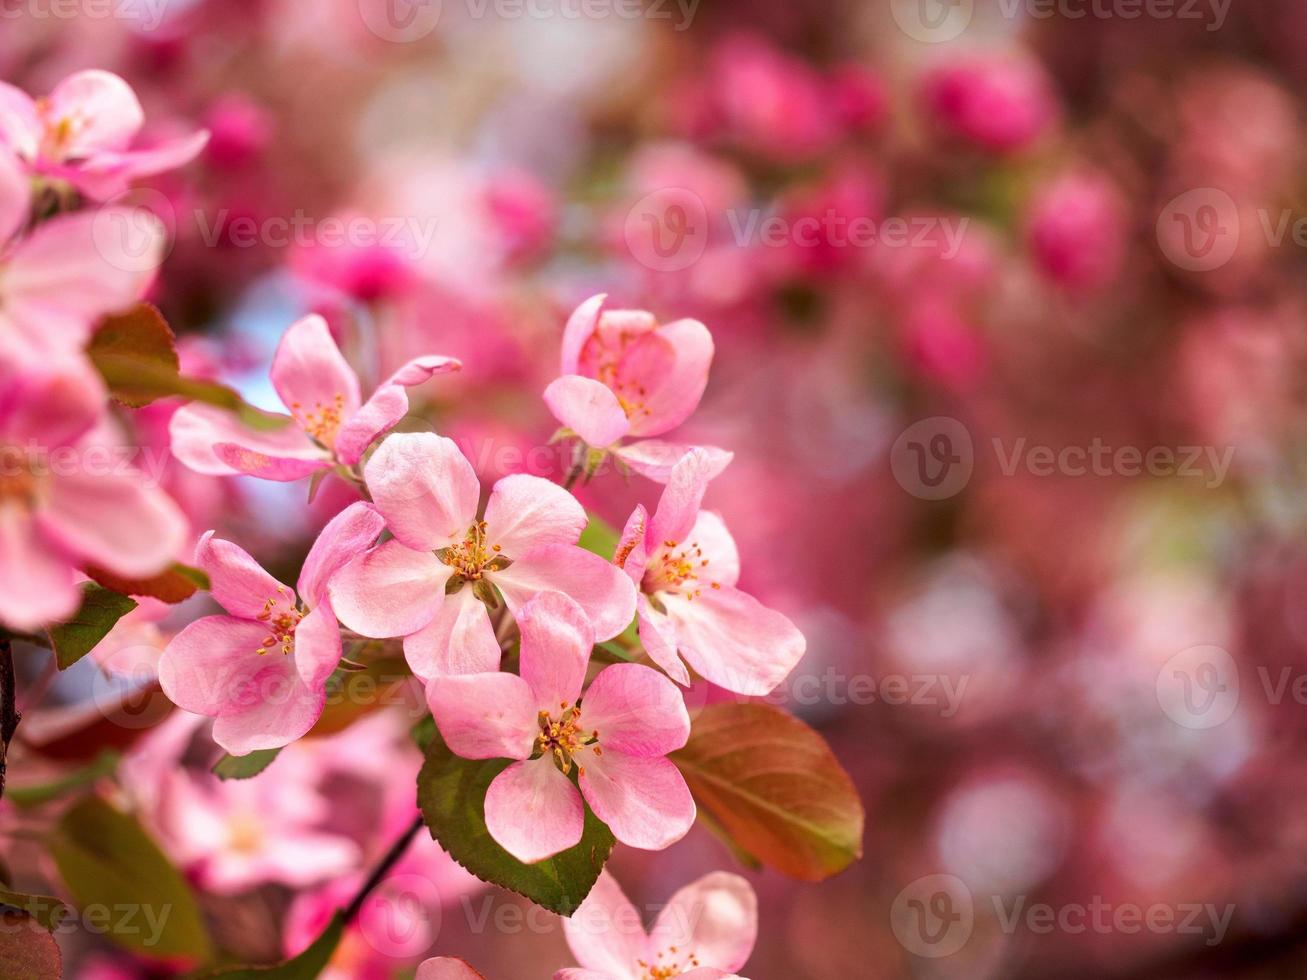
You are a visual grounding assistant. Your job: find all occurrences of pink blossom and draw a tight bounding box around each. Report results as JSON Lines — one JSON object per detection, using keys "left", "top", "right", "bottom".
{"left": 158, "top": 501, "right": 384, "bottom": 755}
{"left": 0, "top": 69, "right": 209, "bottom": 201}
{"left": 544, "top": 294, "right": 730, "bottom": 483}
{"left": 0, "top": 149, "right": 164, "bottom": 365}
{"left": 556, "top": 871, "right": 757, "bottom": 980}
{"left": 150, "top": 748, "right": 360, "bottom": 895}
{"left": 616, "top": 449, "right": 805, "bottom": 696}
{"left": 329, "top": 433, "right": 636, "bottom": 681}
{"left": 427, "top": 592, "right": 694, "bottom": 862}
{"left": 0, "top": 362, "right": 186, "bottom": 632}
{"left": 169, "top": 314, "right": 460, "bottom": 482}
{"left": 921, "top": 53, "right": 1058, "bottom": 155}
{"left": 1025, "top": 170, "right": 1127, "bottom": 292}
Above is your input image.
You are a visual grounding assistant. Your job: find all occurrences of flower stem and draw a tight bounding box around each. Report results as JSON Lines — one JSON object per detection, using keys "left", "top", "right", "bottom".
{"left": 341, "top": 813, "right": 425, "bottom": 925}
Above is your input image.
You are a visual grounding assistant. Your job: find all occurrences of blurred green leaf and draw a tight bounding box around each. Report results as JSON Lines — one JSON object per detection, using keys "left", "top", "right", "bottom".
{"left": 7, "top": 751, "right": 119, "bottom": 808}
{"left": 577, "top": 513, "right": 620, "bottom": 559}
{"left": 672, "top": 703, "right": 864, "bottom": 881}
{"left": 417, "top": 727, "right": 614, "bottom": 916}
{"left": 47, "top": 584, "right": 138, "bottom": 670}
{"left": 212, "top": 748, "right": 281, "bottom": 781}
{"left": 49, "top": 796, "right": 212, "bottom": 962}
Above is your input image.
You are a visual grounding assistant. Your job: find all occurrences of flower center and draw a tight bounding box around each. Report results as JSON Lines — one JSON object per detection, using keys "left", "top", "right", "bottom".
{"left": 0, "top": 451, "right": 38, "bottom": 511}
{"left": 34, "top": 99, "right": 86, "bottom": 161}
{"left": 535, "top": 703, "right": 600, "bottom": 777}
{"left": 292, "top": 394, "right": 346, "bottom": 449}
{"left": 227, "top": 813, "right": 264, "bottom": 855}
{"left": 437, "top": 521, "right": 513, "bottom": 584}
{"left": 254, "top": 588, "right": 303, "bottom": 656}
{"left": 637, "top": 948, "right": 702, "bottom": 979}
{"left": 644, "top": 538, "right": 720, "bottom": 601}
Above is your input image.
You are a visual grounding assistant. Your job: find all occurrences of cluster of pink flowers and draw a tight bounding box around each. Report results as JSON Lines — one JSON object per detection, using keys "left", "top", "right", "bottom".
{"left": 0, "top": 70, "right": 207, "bottom": 632}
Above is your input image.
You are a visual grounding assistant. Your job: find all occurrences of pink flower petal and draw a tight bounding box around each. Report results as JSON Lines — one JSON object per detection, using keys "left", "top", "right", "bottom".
{"left": 560, "top": 293, "right": 607, "bottom": 376}
{"left": 0, "top": 506, "right": 78, "bottom": 632}
{"left": 582, "top": 663, "right": 689, "bottom": 758}
{"left": 168, "top": 403, "right": 324, "bottom": 477}
{"left": 403, "top": 586, "right": 500, "bottom": 681}
{"left": 212, "top": 442, "right": 333, "bottom": 482}
{"left": 416, "top": 958, "right": 487, "bottom": 980}
{"left": 517, "top": 592, "right": 593, "bottom": 710}
{"left": 296, "top": 501, "right": 384, "bottom": 608}
{"left": 269, "top": 315, "right": 361, "bottom": 446}
{"left": 483, "top": 473, "right": 587, "bottom": 557}
{"left": 158, "top": 616, "right": 270, "bottom": 716}
{"left": 552, "top": 972, "right": 614, "bottom": 980}
{"left": 68, "top": 130, "right": 210, "bottom": 201}
{"left": 426, "top": 671, "right": 538, "bottom": 760}
{"left": 613, "top": 441, "right": 733, "bottom": 485}
{"left": 544, "top": 376, "right": 630, "bottom": 448}
{"left": 647, "top": 873, "right": 758, "bottom": 974}
{"left": 210, "top": 657, "right": 326, "bottom": 755}
{"left": 39, "top": 467, "right": 187, "bottom": 578}
{"left": 664, "top": 585, "right": 805, "bottom": 697}
{"left": 334, "top": 354, "right": 461, "bottom": 466}
{"left": 614, "top": 504, "right": 649, "bottom": 585}
{"left": 578, "top": 751, "right": 695, "bottom": 852}
{"left": 0, "top": 363, "right": 102, "bottom": 449}
{"left": 0, "top": 81, "right": 40, "bottom": 160}
{"left": 649, "top": 448, "right": 714, "bottom": 546}
{"left": 292, "top": 605, "right": 342, "bottom": 690}
{"left": 46, "top": 70, "right": 144, "bottom": 155}
{"left": 328, "top": 539, "right": 450, "bottom": 638}
{"left": 364, "top": 433, "right": 480, "bottom": 551}
{"left": 485, "top": 757, "right": 585, "bottom": 863}
{"left": 195, "top": 531, "right": 292, "bottom": 620}
{"left": 636, "top": 597, "right": 689, "bottom": 687}
{"left": 3, "top": 209, "right": 161, "bottom": 362}
{"left": 562, "top": 871, "right": 651, "bottom": 977}
{"left": 492, "top": 545, "right": 636, "bottom": 643}
{"left": 684, "top": 511, "right": 740, "bottom": 588}
{"left": 630, "top": 319, "right": 713, "bottom": 437}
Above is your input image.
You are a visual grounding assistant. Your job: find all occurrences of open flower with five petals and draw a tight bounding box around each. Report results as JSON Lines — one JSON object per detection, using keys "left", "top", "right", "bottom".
{"left": 170, "top": 314, "right": 460, "bottom": 482}
{"left": 0, "top": 69, "right": 209, "bottom": 201}
{"left": 544, "top": 294, "right": 730, "bottom": 483}
{"left": 428, "top": 593, "right": 694, "bottom": 863}
{"left": 328, "top": 432, "right": 636, "bottom": 681}
{"left": 556, "top": 870, "right": 757, "bottom": 980}
{"left": 616, "top": 449, "right": 805, "bottom": 696}
{"left": 158, "top": 501, "right": 384, "bottom": 755}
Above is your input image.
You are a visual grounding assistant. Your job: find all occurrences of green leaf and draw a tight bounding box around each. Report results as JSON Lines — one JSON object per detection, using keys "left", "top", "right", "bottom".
{"left": 88, "top": 303, "right": 289, "bottom": 431}
{"left": 0, "top": 886, "right": 71, "bottom": 932}
{"left": 85, "top": 562, "right": 210, "bottom": 604}
{"left": 0, "top": 910, "right": 61, "bottom": 978}
{"left": 212, "top": 748, "right": 281, "bottom": 781}
{"left": 671, "top": 703, "right": 864, "bottom": 882}
{"left": 410, "top": 714, "right": 437, "bottom": 751}
{"left": 46, "top": 583, "right": 138, "bottom": 670}
{"left": 49, "top": 796, "right": 212, "bottom": 962}
{"left": 417, "top": 728, "right": 614, "bottom": 916}
{"left": 198, "top": 913, "right": 345, "bottom": 979}
{"left": 592, "top": 641, "right": 638, "bottom": 664}
{"left": 7, "top": 751, "right": 119, "bottom": 808}
{"left": 577, "top": 513, "right": 620, "bottom": 559}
